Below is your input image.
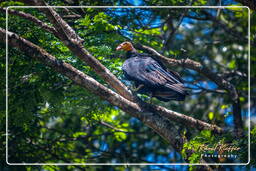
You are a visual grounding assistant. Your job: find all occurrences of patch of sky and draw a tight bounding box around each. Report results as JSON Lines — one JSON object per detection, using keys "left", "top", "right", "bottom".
{"left": 131, "top": 142, "right": 137, "bottom": 148}
{"left": 223, "top": 106, "right": 232, "bottom": 115}
{"left": 150, "top": 16, "right": 162, "bottom": 28}
{"left": 181, "top": 17, "right": 195, "bottom": 29}
{"left": 145, "top": 154, "right": 155, "bottom": 162}
{"left": 181, "top": 22, "right": 194, "bottom": 29}
{"left": 204, "top": 8, "right": 217, "bottom": 16}
{"left": 202, "top": 28, "right": 213, "bottom": 34}
{"left": 145, "top": 140, "right": 154, "bottom": 148}
{"left": 106, "top": 7, "right": 163, "bottom": 39}
{"left": 129, "top": 117, "right": 140, "bottom": 126}
{"left": 156, "top": 155, "right": 168, "bottom": 163}
{"left": 184, "top": 82, "right": 198, "bottom": 90}
{"left": 168, "top": 151, "right": 182, "bottom": 161}
{"left": 251, "top": 106, "right": 256, "bottom": 117}
{"left": 184, "top": 79, "right": 218, "bottom": 94}
{"left": 92, "top": 140, "right": 101, "bottom": 157}
{"left": 147, "top": 165, "right": 188, "bottom": 171}
{"left": 176, "top": 33, "right": 184, "bottom": 40}
{"left": 99, "top": 141, "right": 109, "bottom": 151}
{"left": 126, "top": 9, "right": 160, "bottom": 29}
{"left": 119, "top": 29, "right": 134, "bottom": 40}
{"left": 113, "top": 106, "right": 119, "bottom": 110}
{"left": 190, "top": 94, "right": 199, "bottom": 99}
{"left": 183, "top": 17, "right": 196, "bottom": 25}
{"left": 200, "top": 55, "right": 208, "bottom": 61}
{"left": 194, "top": 37, "right": 202, "bottom": 45}
{"left": 222, "top": 0, "right": 239, "bottom": 5}
{"left": 126, "top": 0, "right": 145, "bottom": 6}
{"left": 225, "top": 114, "right": 234, "bottom": 127}
{"left": 185, "top": 68, "right": 198, "bottom": 75}
{"left": 111, "top": 158, "right": 118, "bottom": 163}
{"left": 242, "top": 109, "right": 249, "bottom": 118}
{"left": 108, "top": 8, "right": 127, "bottom": 16}
{"left": 145, "top": 150, "right": 186, "bottom": 164}
{"left": 232, "top": 166, "right": 253, "bottom": 171}
{"left": 183, "top": 76, "right": 194, "bottom": 82}
{"left": 115, "top": 148, "right": 121, "bottom": 154}
{"left": 198, "top": 80, "right": 218, "bottom": 90}
{"left": 248, "top": 167, "right": 256, "bottom": 171}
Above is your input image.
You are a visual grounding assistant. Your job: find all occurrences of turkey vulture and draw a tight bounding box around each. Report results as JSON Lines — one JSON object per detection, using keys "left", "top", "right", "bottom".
{"left": 116, "top": 42, "right": 188, "bottom": 102}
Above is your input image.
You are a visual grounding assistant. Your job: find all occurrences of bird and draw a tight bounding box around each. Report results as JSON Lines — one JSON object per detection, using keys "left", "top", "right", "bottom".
{"left": 116, "top": 41, "right": 188, "bottom": 102}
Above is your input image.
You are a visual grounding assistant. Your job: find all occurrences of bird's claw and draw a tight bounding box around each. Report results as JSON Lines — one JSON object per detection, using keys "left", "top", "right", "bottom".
{"left": 131, "top": 84, "right": 144, "bottom": 92}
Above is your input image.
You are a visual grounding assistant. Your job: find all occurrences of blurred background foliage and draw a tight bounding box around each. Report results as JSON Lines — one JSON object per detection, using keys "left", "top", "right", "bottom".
{"left": 0, "top": 0, "right": 255, "bottom": 170}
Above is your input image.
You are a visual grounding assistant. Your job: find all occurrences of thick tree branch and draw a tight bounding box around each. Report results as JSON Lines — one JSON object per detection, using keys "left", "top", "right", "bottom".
{"left": 18, "top": 0, "right": 135, "bottom": 102}
{"left": 145, "top": 103, "right": 224, "bottom": 134}
{"left": 0, "top": 28, "right": 225, "bottom": 149}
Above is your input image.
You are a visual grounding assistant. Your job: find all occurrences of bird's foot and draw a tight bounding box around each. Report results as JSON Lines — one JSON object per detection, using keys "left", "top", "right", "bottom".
{"left": 131, "top": 84, "right": 144, "bottom": 92}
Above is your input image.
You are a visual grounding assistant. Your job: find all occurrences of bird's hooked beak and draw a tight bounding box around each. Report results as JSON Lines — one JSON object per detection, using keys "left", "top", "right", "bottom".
{"left": 116, "top": 44, "right": 123, "bottom": 51}
{"left": 116, "top": 42, "right": 134, "bottom": 51}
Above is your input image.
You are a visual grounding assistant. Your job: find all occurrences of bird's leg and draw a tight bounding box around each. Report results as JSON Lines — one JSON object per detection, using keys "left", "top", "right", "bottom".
{"left": 132, "top": 84, "right": 144, "bottom": 92}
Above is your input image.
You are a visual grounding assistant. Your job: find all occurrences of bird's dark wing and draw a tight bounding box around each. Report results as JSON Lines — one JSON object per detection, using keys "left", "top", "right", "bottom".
{"left": 122, "top": 56, "right": 187, "bottom": 95}
{"left": 142, "top": 61, "right": 186, "bottom": 94}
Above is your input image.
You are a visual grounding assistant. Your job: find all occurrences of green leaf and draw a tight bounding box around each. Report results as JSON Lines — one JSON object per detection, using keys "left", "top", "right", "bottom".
{"left": 208, "top": 112, "right": 214, "bottom": 120}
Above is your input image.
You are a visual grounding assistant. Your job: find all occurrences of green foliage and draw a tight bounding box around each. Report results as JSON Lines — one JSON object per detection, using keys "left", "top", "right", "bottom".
{"left": 182, "top": 130, "right": 214, "bottom": 163}
{"left": 0, "top": 0, "right": 253, "bottom": 170}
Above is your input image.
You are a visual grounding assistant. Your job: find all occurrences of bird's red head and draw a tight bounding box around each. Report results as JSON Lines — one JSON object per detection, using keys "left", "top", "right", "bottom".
{"left": 116, "top": 42, "right": 134, "bottom": 51}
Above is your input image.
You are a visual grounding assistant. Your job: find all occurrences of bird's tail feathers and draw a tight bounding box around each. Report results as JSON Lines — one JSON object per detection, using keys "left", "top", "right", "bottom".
{"left": 165, "top": 83, "right": 187, "bottom": 95}
{"left": 153, "top": 90, "right": 186, "bottom": 101}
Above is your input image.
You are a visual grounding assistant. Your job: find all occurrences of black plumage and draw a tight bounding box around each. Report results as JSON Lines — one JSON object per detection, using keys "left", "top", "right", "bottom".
{"left": 117, "top": 42, "right": 188, "bottom": 102}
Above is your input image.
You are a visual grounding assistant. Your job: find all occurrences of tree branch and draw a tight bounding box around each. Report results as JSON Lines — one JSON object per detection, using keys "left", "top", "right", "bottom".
{"left": 99, "top": 120, "right": 131, "bottom": 133}
{"left": 18, "top": 0, "right": 134, "bottom": 102}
